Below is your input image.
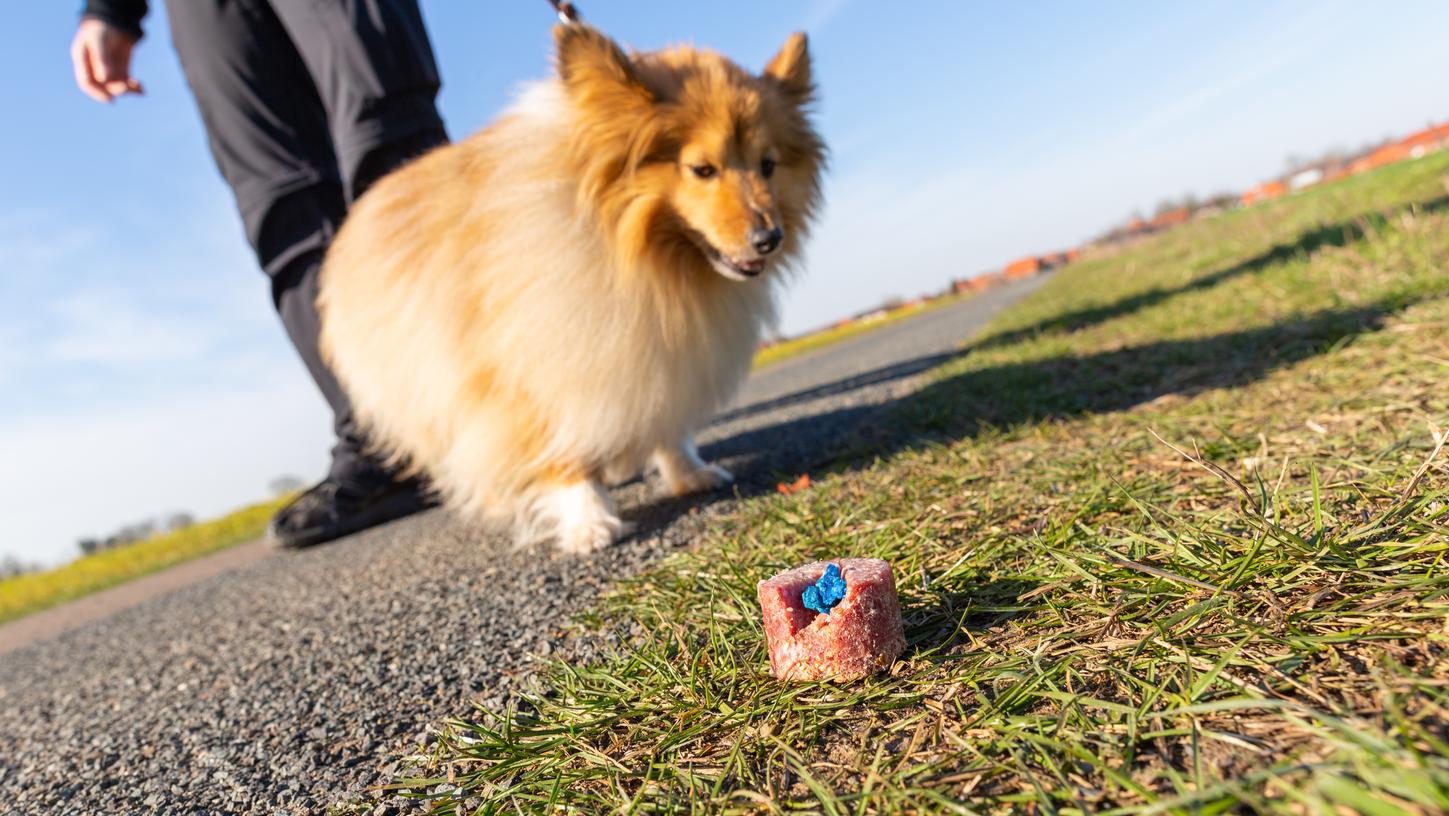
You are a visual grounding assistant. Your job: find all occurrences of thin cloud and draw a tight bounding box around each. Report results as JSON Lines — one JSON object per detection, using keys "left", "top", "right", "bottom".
{"left": 0, "top": 326, "right": 22, "bottom": 388}
{"left": 1114, "top": 2, "right": 1352, "bottom": 146}
{"left": 45, "top": 291, "right": 216, "bottom": 365}
{"left": 0, "top": 213, "right": 103, "bottom": 276}
{"left": 804, "top": 0, "right": 849, "bottom": 31}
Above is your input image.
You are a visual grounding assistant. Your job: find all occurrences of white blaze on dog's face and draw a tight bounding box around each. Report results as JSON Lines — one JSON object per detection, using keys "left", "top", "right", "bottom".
{"left": 554, "top": 26, "right": 825, "bottom": 282}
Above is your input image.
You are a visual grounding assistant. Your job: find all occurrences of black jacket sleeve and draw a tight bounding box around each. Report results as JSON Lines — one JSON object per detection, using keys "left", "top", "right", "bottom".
{"left": 81, "top": 0, "right": 148, "bottom": 40}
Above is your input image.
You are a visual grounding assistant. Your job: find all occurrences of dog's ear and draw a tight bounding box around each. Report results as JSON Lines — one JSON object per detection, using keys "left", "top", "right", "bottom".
{"left": 555, "top": 24, "right": 653, "bottom": 106}
{"left": 763, "top": 32, "right": 813, "bottom": 103}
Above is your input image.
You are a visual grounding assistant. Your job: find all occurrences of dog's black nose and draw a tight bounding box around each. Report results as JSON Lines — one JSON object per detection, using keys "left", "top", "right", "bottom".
{"left": 750, "top": 226, "right": 783, "bottom": 255}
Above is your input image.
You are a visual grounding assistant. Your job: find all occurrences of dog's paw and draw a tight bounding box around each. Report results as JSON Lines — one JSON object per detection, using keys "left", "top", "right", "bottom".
{"left": 555, "top": 515, "right": 630, "bottom": 554}
{"left": 665, "top": 464, "right": 734, "bottom": 497}
{"left": 531, "top": 480, "right": 631, "bottom": 555}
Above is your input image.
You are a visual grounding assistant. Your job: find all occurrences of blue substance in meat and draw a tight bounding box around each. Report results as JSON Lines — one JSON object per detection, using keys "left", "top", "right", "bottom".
{"left": 801, "top": 563, "right": 847, "bottom": 614}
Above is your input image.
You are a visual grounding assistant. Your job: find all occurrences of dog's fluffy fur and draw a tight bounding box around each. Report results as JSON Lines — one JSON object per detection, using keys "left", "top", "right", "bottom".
{"left": 318, "top": 25, "right": 825, "bottom": 553}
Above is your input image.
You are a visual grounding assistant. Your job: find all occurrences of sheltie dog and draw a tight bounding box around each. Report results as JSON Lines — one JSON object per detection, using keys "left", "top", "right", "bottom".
{"left": 318, "top": 24, "right": 825, "bottom": 553}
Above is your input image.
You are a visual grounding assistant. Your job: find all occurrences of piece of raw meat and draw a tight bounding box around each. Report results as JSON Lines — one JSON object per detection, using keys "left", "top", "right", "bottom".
{"left": 756, "top": 558, "right": 906, "bottom": 681}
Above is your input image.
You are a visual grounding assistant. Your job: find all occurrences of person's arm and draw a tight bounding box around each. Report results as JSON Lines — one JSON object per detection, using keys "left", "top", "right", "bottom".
{"left": 70, "top": 2, "right": 147, "bottom": 103}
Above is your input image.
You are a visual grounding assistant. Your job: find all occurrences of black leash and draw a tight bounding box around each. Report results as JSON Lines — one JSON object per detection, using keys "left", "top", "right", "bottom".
{"left": 545, "top": 0, "right": 581, "bottom": 24}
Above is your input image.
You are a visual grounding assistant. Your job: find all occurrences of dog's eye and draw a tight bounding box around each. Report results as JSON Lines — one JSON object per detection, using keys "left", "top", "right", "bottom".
{"left": 690, "top": 164, "right": 717, "bottom": 179}
{"left": 761, "top": 158, "right": 776, "bottom": 178}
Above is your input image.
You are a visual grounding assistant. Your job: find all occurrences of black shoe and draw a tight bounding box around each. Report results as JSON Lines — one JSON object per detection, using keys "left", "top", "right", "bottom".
{"left": 267, "top": 473, "right": 437, "bottom": 549}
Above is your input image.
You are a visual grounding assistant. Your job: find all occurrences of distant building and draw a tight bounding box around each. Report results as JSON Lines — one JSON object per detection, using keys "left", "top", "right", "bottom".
{"left": 1039, "top": 251, "right": 1069, "bottom": 268}
{"left": 954, "top": 272, "right": 1005, "bottom": 293}
{"left": 1240, "top": 180, "right": 1286, "bottom": 207}
{"left": 1367, "top": 143, "right": 1411, "bottom": 169}
{"left": 1004, "top": 257, "right": 1042, "bottom": 279}
{"left": 1399, "top": 122, "right": 1449, "bottom": 158}
{"left": 1288, "top": 168, "right": 1324, "bottom": 190}
{"left": 1148, "top": 207, "right": 1191, "bottom": 230}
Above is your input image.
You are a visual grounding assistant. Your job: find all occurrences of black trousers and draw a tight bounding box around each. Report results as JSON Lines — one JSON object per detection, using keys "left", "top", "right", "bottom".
{"left": 166, "top": 0, "right": 449, "bottom": 479}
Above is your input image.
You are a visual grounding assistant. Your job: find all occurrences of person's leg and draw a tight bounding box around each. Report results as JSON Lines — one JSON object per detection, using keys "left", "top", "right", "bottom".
{"left": 269, "top": 129, "right": 445, "bottom": 484}
{"left": 166, "top": 0, "right": 431, "bottom": 546}
{"left": 165, "top": 0, "right": 348, "bottom": 433}
{"left": 266, "top": 0, "right": 449, "bottom": 479}
{"left": 268, "top": 0, "right": 450, "bottom": 203}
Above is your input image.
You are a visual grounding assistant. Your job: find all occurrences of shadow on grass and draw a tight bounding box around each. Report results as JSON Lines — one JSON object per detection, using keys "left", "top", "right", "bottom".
{"left": 813, "top": 302, "right": 1391, "bottom": 464}
{"left": 713, "top": 350, "right": 959, "bottom": 426}
{"left": 904, "top": 577, "right": 1041, "bottom": 658}
{"left": 617, "top": 298, "right": 1412, "bottom": 540}
{"left": 969, "top": 194, "right": 1448, "bottom": 352}
{"left": 619, "top": 200, "right": 1446, "bottom": 541}
{"left": 701, "top": 200, "right": 1441, "bottom": 447}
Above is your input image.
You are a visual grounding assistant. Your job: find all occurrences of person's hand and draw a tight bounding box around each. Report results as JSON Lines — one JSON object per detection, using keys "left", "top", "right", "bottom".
{"left": 70, "top": 17, "right": 144, "bottom": 103}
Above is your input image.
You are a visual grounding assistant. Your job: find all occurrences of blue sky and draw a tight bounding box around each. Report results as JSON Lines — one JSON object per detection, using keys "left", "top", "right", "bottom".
{"left": 4, "top": 0, "right": 1449, "bottom": 565}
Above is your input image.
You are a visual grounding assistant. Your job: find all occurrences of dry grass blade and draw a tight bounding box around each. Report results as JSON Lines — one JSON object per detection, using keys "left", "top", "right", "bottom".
{"left": 1400, "top": 421, "right": 1448, "bottom": 499}
{"left": 1149, "top": 428, "right": 1255, "bottom": 507}
{"left": 1104, "top": 554, "right": 1229, "bottom": 595}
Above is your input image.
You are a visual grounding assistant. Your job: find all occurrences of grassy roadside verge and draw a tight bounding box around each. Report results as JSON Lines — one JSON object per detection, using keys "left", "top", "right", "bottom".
{"left": 754, "top": 294, "right": 970, "bottom": 370}
{"left": 0, "top": 497, "right": 287, "bottom": 625}
{"left": 398, "top": 152, "right": 1449, "bottom": 813}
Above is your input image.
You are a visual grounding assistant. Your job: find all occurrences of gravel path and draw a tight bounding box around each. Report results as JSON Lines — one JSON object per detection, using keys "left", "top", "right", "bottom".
{"left": 0, "top": 276, "right": 1044, "bottom": 815}
{"left": 0, "top": 539, "right": 274, "bottom": 657}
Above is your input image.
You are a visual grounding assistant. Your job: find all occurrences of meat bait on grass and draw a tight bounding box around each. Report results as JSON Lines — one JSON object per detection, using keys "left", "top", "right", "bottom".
{"left": 756, "top": 558, "right": 906, "bottom": 682}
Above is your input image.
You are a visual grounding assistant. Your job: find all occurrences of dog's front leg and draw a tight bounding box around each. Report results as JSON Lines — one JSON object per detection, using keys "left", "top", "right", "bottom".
{"left": 533, "top": 477, "right": 627, "bottom": 555}
{"left": 652, "top": 436, "right": 733, "bottom": 497}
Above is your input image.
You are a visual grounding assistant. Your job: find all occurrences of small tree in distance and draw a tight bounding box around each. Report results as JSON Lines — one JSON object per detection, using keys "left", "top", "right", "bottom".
{"left": 1, "top": 555, "right": 37, "bottom": 578}
{"left": 269, "top": 475, "right": 305, "bottom": 496}
{"left": 166, "top": 512, "right": 196, "bottom": 532}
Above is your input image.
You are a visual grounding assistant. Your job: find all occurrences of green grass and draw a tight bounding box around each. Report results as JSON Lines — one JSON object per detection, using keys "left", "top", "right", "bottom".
{"left": 754, "top": 294, "right": 969, "bottom": 370}
{"left": 0, "top": 497, "right": 288, "bottom": 624}
{"left": 395, "top": 153, "right": 1449, "bottom": 814}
